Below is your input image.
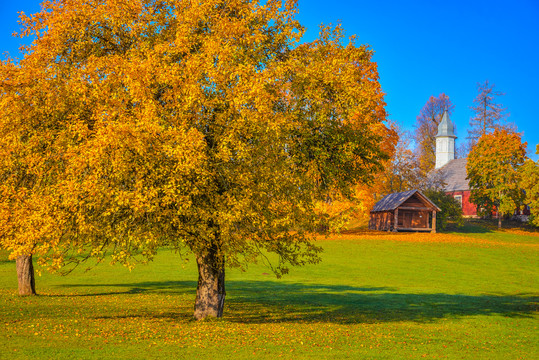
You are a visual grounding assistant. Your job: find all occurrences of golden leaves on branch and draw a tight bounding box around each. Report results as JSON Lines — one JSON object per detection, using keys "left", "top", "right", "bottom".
{"left": 467, "top": 128, "right": 527, "bottom": 218}
{"left": 1, "top": 0, "right": 392, "bottom": 276}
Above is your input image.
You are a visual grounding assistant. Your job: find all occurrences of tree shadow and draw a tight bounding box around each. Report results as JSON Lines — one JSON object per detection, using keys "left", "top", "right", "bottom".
{"left": 54, "top": 280, "right": 537, "bottom": 324}
{"left": 340, "top": 222, "right": 496, "bottom": 235}
{"left": 449, "top": 222, "right": 493, "bottom": 234}
{"left": 456, "top": 219, "right": 539, "bottom": 235}
{"left": 51, "top": 280, "right": 198, "bottom": 297}
{"left": 224, "top": 281, "right": 538, "bottom": 324}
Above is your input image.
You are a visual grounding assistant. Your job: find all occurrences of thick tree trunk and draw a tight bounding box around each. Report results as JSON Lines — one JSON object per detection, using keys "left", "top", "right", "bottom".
{"left": 16, "top": 255, "right": 36, "bottom": 296}
{"left": 498, "top": 212, "right": 502, "bottom": 228}
{"left": 193, "top": 249, "right": 225, "bottom": 320}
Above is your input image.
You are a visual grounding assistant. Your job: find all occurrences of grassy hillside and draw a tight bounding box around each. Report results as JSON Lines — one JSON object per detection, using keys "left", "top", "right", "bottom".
{"left": 1, "top": 223, "right": 537, "bottom": 359}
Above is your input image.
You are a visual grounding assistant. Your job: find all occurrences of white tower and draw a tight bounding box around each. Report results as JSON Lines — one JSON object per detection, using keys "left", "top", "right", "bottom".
{"left": 435, "top": 111, "right": 456, "bottom": 169}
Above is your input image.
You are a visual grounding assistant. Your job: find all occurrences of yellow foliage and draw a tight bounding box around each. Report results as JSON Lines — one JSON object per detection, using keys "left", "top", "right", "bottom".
{"left": 467, "top": 128, "right": 527, "bottom": 219}
{"left": 0, "top": 0, "right": 391, "bottom": 276}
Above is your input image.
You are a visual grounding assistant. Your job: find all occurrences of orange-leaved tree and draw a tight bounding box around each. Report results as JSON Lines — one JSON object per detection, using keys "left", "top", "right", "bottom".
{"left": 466, "top": 129, "right": 527, "bottom": 228}
{"left": 314, "top": 120, "right": 397, "bottom": 231}
{"left": 0, "top": 57, "right": 69, "bottom": 295}
{"left": 380, "top": 122, "right": 421, "bottom": 193}
{"left": 520, "top": 145, "right": 539, "bottom": 227}
{"left": 0, "top": 0, "right": 390, "bottom": 318}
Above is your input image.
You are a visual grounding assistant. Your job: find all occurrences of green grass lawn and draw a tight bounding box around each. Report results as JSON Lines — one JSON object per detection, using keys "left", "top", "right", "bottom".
{"left": 1, "top": 223, "right": 537, "bottom": 359}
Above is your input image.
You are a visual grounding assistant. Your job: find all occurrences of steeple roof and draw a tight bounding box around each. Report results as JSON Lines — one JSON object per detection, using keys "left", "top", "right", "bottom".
{"left": 436, "top": 110, "right": 456, "bottom": 138}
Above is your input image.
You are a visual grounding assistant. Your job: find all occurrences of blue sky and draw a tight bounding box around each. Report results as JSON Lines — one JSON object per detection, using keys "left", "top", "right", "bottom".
{"left": 296, "top": 0, "right": 539, "bottom": 159}
{"left": 1, "top": 0, "right": 538, "bottom": 159}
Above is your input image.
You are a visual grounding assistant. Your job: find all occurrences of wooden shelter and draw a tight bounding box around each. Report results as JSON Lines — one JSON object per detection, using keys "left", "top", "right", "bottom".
{"left": 369, "top": 190, "right": 441, "bottom": 233}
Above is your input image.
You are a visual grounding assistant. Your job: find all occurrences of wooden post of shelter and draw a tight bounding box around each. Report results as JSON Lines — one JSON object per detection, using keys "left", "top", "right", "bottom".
{"left": 393, "top": 208, "right": 398, "bottom": 232}
{"left": 432, "top": 211, "right": 437, "bottom": 233}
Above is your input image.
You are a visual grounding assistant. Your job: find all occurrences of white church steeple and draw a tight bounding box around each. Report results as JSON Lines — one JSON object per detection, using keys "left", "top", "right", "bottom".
{"left": 435, "top": 111, "right": 456, "bottom": 169}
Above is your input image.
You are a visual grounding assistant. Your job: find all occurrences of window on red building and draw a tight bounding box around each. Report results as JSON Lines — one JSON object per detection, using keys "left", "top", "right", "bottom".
{"left": 454, "top": 195, "right": 462, "bottom": 208}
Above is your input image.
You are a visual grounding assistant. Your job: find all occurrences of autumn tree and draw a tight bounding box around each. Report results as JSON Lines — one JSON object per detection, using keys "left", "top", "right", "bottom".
{"left": 467, "top": 80, "right": 511, "bottom": 146}
{"left": 316, "top": 123, "right": 398, "bottom": 230}
{"left": 466, "top": 129, "right": 527, "bottom": 228}
{"left": 380, "top": 124, "right": 420, "bottom": 193}
{"left": 520, "top": 145, "right": 539, "bottom": 227}
{"left": 0, "top": 59, "right": 59, "bottom": 296}
{"left": 0, "top": 0, "right": 391, "bottom": 317}
{"left": 414, "top": 94, "right": 455, "bottom": 176}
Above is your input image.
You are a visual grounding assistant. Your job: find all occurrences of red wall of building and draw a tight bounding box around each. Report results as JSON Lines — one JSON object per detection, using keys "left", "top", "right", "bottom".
{"left": 447, "top": 190, "right": 477, "bottom": 216}
{"left": 447, "top": 191, "right": 530, "bottom": 218}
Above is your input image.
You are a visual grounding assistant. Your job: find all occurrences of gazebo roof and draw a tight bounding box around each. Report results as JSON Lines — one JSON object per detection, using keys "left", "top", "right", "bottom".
{"left": 371, "top": 189, "right": 441, "bottom": 212}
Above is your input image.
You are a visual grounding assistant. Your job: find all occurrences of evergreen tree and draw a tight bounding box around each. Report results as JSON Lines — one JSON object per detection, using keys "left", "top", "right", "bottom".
{"left": 467, "top": 80, "right": 508, "bottom": 146}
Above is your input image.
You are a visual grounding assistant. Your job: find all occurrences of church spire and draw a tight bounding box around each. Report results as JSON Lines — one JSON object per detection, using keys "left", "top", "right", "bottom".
{"left": 435, "top": 110, "right": 456, "bottom": 169}
{"left": 436, "top": 110, "right": 456, "bottom": 138}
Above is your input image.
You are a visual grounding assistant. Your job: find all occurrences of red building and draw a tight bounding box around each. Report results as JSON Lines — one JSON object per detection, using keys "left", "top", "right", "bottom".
{"left": 435, "top": 158, "right": 477, "bottom": 216}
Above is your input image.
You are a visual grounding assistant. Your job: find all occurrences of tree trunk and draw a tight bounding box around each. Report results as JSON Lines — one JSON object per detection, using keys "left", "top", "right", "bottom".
{"left": 16, "top": 255, "right": 36, "bottom": 296}
{"left": 193, "top": 248, "right": 225, "bottom": 320}
{"left": 498, "top": 212, "right": 502, "bottom": 228}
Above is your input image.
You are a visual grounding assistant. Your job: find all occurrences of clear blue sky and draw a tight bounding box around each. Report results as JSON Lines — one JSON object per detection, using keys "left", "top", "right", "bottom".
{"left": 2, "top": 0, "right": 538, "bottom": 159}
{"left": 297, "top": 0, "right": 539, "bottom": 159}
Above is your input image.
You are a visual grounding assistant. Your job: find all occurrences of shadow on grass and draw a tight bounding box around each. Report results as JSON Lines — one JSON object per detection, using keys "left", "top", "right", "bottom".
{"left": 56, "top": 280, "right": 537, "bottom": 324}
{"left": 341, "top": 221, "right": 495, "bottom": 235}
{"left": 455, "top": 219, "right": 539, "bottom": 235}
{"left": 345, "top": 219, "right": 538, "bottom": 235}
{"left": 53, "top": 280, "right": 198, "bottom": 297}
{"left": 226, "top": 282, "right": 538, "bottom": 324}
{"left": 449, "top": 222, "right": 493, "bottom": 234}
